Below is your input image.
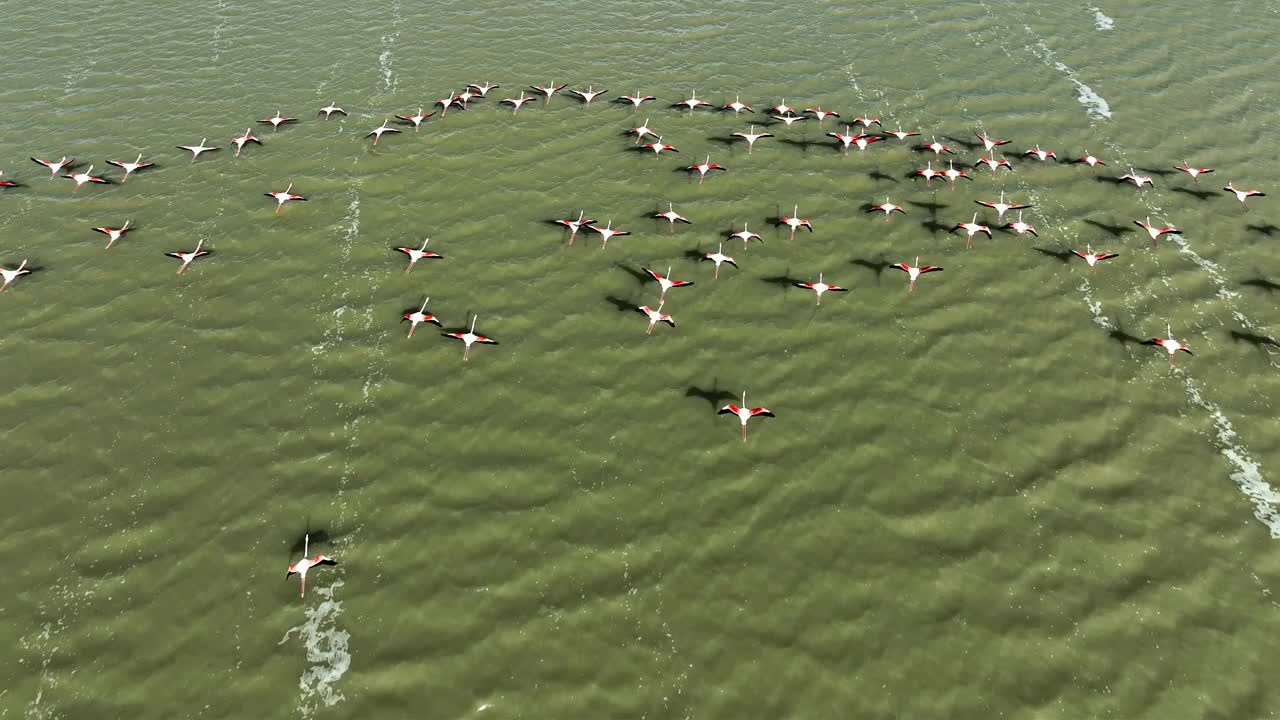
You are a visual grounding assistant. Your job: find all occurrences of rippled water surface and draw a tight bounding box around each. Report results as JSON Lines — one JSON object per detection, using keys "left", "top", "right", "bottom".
{"left": 3, "top": 1, "right": 1280, "bottom": 718}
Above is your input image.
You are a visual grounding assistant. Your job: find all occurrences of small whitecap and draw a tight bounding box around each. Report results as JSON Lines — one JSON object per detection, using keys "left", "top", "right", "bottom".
{"left": 1092, "top": 8, "right": 1115, "bottom": 30}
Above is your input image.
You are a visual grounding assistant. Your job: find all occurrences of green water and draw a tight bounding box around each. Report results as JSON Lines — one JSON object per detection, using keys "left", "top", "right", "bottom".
{"left": 3, "top": 1, "right": 1280, "bottom": 718}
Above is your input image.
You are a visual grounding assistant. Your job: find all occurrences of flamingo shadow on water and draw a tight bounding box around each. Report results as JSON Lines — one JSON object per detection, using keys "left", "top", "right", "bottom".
{"left": 1230, "top": 329, "right": 1280, "bottom": 351}
{"left": 1242, "top": 277, "right": 1280, "bottom": 293}
{"left": 439, "top": 309, "right": 476, "bottom": 335}
{"left": 1136, "top": 166, "right": 1177, "bottom": 177}
{"left": 868, "top": 168, "right": 900, "bottom": 184}
{"left": 1246, "top": 223, "right": 1280, "bottom": 237}
{"left": 685, "top": 377, "right": 738, "bottom": 412}
{"left": 778, "top": 137, "right": 823, "bottom": 154}
{"left": 1107, "top": 320, "right": 1146, "bottom": 348}
{"left": 761, "top": 271, "right": 803, "bottom": 293}
{"left": 615, "top": 263, "right": 651, "bottom": 287}
{"left": 907, "top": 199, "right": 947, "bottom": 215}
{"left": 1171, "top": 186, "right": 1217, "bottom": 202}
{"left": 920, "top": 218, "right": 951, "bottom": 235}
{"left": 851, "top": 256, "right": 892, "bottom": 284}
{"left": 1032, "top": 247, "right": 1074, "bottom": 264}
{"left": 1082, "top": 218, "right": 1136, "bottom": 238}
{"left": 683, "top": 247, "right": 706, "bottom": 263}
{"left": 288, "top": 523, "right": 336, "bottom": 558}
{"left": 604, "top": 295, "right": 636, "bottom": 312}
{"left": 941, "top": 134, "right": 982, "bottom": 151}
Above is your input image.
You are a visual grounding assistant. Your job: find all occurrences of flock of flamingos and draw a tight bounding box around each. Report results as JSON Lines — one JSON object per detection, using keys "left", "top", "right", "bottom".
{"left": 0, "top": 81, "right": 1270, "bottom": 588}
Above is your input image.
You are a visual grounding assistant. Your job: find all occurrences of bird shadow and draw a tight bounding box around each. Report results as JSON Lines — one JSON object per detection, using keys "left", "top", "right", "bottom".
{"left": 1032, "top": 247, "right": 1074, "bottom": 263}
{"left": 685, "top": 380, "right": 737, "bottom": 411}
{"left": 921, "top": 219, "right": 951, "bottom": 235}
{"left": 851, "top": 257, "right": 892, "bottom": 283}
{"left": 761, "top": 273, "right": 801, "bottom": 291}
{"left": 1137, "top": 167, "right": 1177, "bottom": 177}
{"left": 778, "top": 138, "right": 822, "bottom": 153}
{"left": 868, "top": 169, "right": 900, "bottom": 183}
{"left": 288, "top": 525, "right": 336, "bottom": 557}
{"left": 858, "top": 203, "right": 878, "bottom": 213}
{"left": 604, "top": 295, "right": 636, "bottom": 312}
{"left": 1171, "top": 186, "right": 1217, "bottom": 202}
{"left": 1230, "top": 329, "right": 1280, "bottom": 350}
{"left": 615, "top": 263, "right": 651, "bottom": 287}
{"left": 1246, "top": 223, "right": 1280, "bottom": 237}
{"left": 908, "top": 199, "right": 948, "bottom": 215}
{"left": 1083, "top": 218, "right": 1136, "bottom": 238}
{"left": 683, "top": 247, "right": 706, "bottom": 262}
{"left": 1094, "top": 175, "right": 1126, "bottom": 185}
{"left": 1107, "top": 321, "right": 1146, "bottom": 347}
{"left": 706, "top": 135, "right": 739, "bottom": 148}
{"left": 1242, "top": 277, "right": 1280, "bottom": 292}
{"left": 942, "top": 135, "right": 982, "bottom": 151}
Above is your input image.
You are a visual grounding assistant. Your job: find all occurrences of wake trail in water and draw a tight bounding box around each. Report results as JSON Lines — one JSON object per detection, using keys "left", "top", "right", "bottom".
{"left": 966, "top": 7, "right": 1280, "bottom": 537}
{"left": 376, "top": 1, "right": 404, "bottom": 96}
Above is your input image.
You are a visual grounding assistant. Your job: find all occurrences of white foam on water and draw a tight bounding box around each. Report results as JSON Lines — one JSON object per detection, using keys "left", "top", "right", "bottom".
{"left": 279, "top": 581, "right": 351, "bottom": 714}
{"left": 1092, "top": 8, "right": 1115, "bottom": 30}
{"left": 377, "top": 1, "right": 403, "bottom": 95}
{"left": 211, "top": 0, "right": 229, "bottom": 63}
{"left": 1022, "top": 31, "right": 1112, "bottom": 120}
{"left": 1180, "top": 376, "right": 1280, "bottom": 538}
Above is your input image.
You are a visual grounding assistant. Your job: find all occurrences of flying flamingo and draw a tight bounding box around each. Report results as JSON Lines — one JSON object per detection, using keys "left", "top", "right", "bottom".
{"left": 770, "top": 99, "right": 796, "bottom": 116}
{"left": 730, "top": 222, "right": 762, "bottom": 248}
{"left": 501, "top": 91, "right": 536, "bottom": 113}
{"left": 286, "top": 533, "right": 337, "bottom": 598}
{"left": 891, "top": 256, "right": 942, "bottom": 293}
{"left": 867, "top": 199, "right": 905, "bottom": 221}
{"left": 628, "top": 117, "right": 656, "bottom": 144}
{"left": 1134, "top": 217, "right": 1181, "bottom": 246}
{"left": 165, "top": 239, "right": 210, "bottom": 274}
{"left": 1224, "top": 183, "right": 1265, "bottom": 209}
{"left": 637, "top": 304, "right": 675, "bottom": 335}
{"left": 1174, "top": 161, "right": 1212, "bottom": 182}
{"left": 722, "top": 95, "right": 752, "bottom": 114}
{"left": 731, "top": 125, "right": 773, "bottom": 155}
{"left": 701, "top": 243, "right": 738, "bottom": 279}
{"left": 530, "top": 82, "right": 566, "bottom": 104}
{"left": 92, "top": 220, "right": 133, "bottom": 249}
{"left": 1120, "top": 168, "right": 1154, "bottom": 188}
{"left": 916, "top": 137, "right": 956, "bottom": 157}
{"left": 975, "top": 156, "right": 1014, "bottom": 175}
{"left": 555, "top": 210, "right": 595, "bottom": 245}
{"left": 770, "top": 114, "right": 807, "bottom": 127}
{"left": 952, "top": 213, "right": 992, "bottom": 249}
{"left": 1142, "top": 325, "right": 1192, "bottom": 366}
{"left": 653, "top": 203, "right": 692, "bottom": 229}
{"left": 975, "top": 190, "right": 1031, "bottom": 221}
{"left": 884, "top": 129, "right": 920, "bottom": 142}
{"left": 618, "top": 91, "right": 656, "bottom": 109}
{"left": 1024, "top": 147, "right": 1057, "bottom": 162}
{"left": 63, "top": 164, "right": 109, "bottom": 192}
{"left": 778, "top": 205, "right": 813, "bottom": 240}
{"left": 686, "top": 155, "right": 726, "bottom": 183}
{"left": 1072, "top": 150, "right": 1105, "bottom": 170}
{"left": 402, "top": 297, "right": 442, "bottom": 337}
{"left": 177, "top": 139, "right": 219, "bottom": 161}
{"left": 794, "top": 272, "right": 848, "bottom": 305}
{"left": 231, "top": 127, "right": 262, "bottom": 157}
{"left": 264, "top": 183, "right": 306, "bottom": 214}
{"left": 975, "top": 131, "right": 1011, "bottom": 153}
{"left": 589, "top": 220, "right": 630, "bottom": 250}
{"left": 718, "top": 391, "right": 775, "bottom": 442}
{"left": 828, "top": 125, "right": 858, "bottom": 153}
{"left": 675, "top": 92, "right": 711, "bottom": 113}
{"left": 319, "top": 102, "right": 348, "bottom": 119}
{"left": 1001, "top": 211, "right": 1037, "bottom": 237}
{"left": 805, "top": 107, "right": 840, "bottom": 124}
{"left": 30, "top": 156, "right": 74, "bottom": 177}
{"left": 441, "top": 315, "right": 498, "bottom": 361}
{"left": 395, "top": 238, "right": 443, "bottom": 272}
{"left": 913, "top": 162, "right": 944, "bottom": 186}
{"left": 640, "top": 136, "right": 678, "bottom": 155}
{"left": 852, "top": 113, "right": 882, "bottom": 128}
{"left": 467, "top": 82, "right": 499, "bottom": 97}
{"left": 366, "top": 120, "right": 401, "bottom": 145}
{"left": 0, "top": 172, "right": 17, "bottom": 188}
{"left": 942, "top": 160, "right": 972, "bottom": 186}
{"left": 643, "top": 265, "right": 695, "bottom": 303}
{"left": 435, "top": 92, "right": 464, "bottom": 115}
{"left": 1071, "top": 244, "right": 1118, "bottom": 269}
{"left": 0, "top": 259, "right": 32, "bottom": 292}
{"left": 395, "top": 108, "right": 435, "bottom": 129}
{"left": 258, "top": 110, "right": 297, "bottom": 130}
{"left": 106, "top": 154, "right": 154, "bottom": 182}
{"left": 570, "top": 86, "right": 608, "bottom": 104}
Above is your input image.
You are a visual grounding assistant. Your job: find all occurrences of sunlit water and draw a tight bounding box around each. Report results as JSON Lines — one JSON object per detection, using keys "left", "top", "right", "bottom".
{"left": 3, "top": 1, "right": 1279, "bottom": 718}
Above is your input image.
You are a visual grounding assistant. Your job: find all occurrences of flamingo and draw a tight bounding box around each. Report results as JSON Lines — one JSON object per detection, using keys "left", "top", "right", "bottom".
{"left": 731, "top": 125, "right": 772, "bottom": 155}
{"left": 63, "top": 164, "right": 109, "bottom": 192}
{"left": 828, "top": 125, "right": 858, "bottom": 153}
{"left": 1142, "top": 325, "right": 1192, "bottom": 366}
{"left": 653, "top": 203, "right": 692, "bottom": 229}
{"left": 916, "top": 137, "right": 956, "bottom": 157}
{"left": 165, "top": 239, "right": 210, "bottom": 274}
{"left": 884, "top": 129, "right": 920, "bottom": 141}
{"left": 975, "top": 191, "right": 1031, "bottom": 221}
{"left": 731, "top": 222, "right": 762, "bottom": 248}
{"left": 805, "top": 107, "right": 841, "bottom": 124}
{"left": 975, "top": 131, "right": 1011, "bottom": 153}
{"left": 395, "top": 238, "right": 443, "bottom": 272}
{"left": 942, "top": 160, "right": 972, "bottom": 186}
{"left": 319, "top": 102, "right": 348, "bottom": 119}
{"left": 92, "top": 220, "right": 133, "bottom": 249}
{"left": 891, "top": 256, "right": 942, "bottom": 293}
{"left": 1224, "top": 183, "right": 1265, "bottom": 209}
{"left": 177, "top": 139, "right": 219, "bottom": 161}
{"left": 1024, "top": 147, "right": 1057, "bottom": 162}
{"left": 618, "top": 91, "right": 656, "bottom": 109}
{"left": 718, "top": 391, "right": 775, "bottom": 442}
{"left": 1071, "top": 244, "right": 1119, "bottom": 269}
{"left": 675, "top": 92, "right": 711, "bottom": 113}
{"left": 1134, "top": 217, "right": 1181, "bottom": 246}
{"left": 1174, "top": 161, "right": 1212, "bottom": 182}
{"left": 686, "top": 155, "right": 726, "bottom": 184}
{"left": 395, "top": 108, "right": 435, "bottom": 129}
{"left": 1073, "top": 151, "right": 1105, "bottom": 170}
{"left": 105, "top": 154, "right": 154, "bottom": 182}
{"left": 639, "top": 136, "right": 678, "bottom": 155}
{"left": 258, "top": 110, "right": 297, "bottom": 130}
{"left": 570, "top": 86, "right": 608, "bottom": 104}
{"left": 777, "top": 206, "right": 813, "bottom": 240}
{"left": 0, "top": 259, "right": 32, "bottom": 292}
{"left": 231, "top": 127, "right": 262, "bottom": 158}
{"left": 913, "top": 162, "right": 944, "bottom": 186}
{"left": 867, "top": 199, "right": 905, "bottom": 221}
{"left": 952, "top": 213, "right": 992, "bottom": 249}
{"left": 1001, "top": 211, "right": 1037, "bottom": 237}
{"left": 628, "top": 117, "right": 657, "bottom": 144}
{"left": 975, "top": 156, "right": 1014, "bottom": 175}
{"left": 286, "top": 533, "right": 337, "bottom": 598}
{"left": 264, "top": 183, "right": 306, "bottom": 214}
{"left": 1120, "top": 168, "right": 1154, "bottom": 188}
{"left": 642, "top": 265, "right": 694, "bottom": 303}
{"left": 402, "top": 297, "right": 442, "bottom": 337}
{"left": 701, "top": 243, "right": 738, "bottom": 279}
{"left": 722, "top": 95, "right": 752, "bottom": 114}
{"left": 366, "top": 120, "right": 401, "bottom": 145}
{"left": 852, "top": 113, "right": 882, "bottom": 128}
{"left": 501, "top": 91, "right": 536, "bottom": 113}
{"left": 467, "top": 82, "right": 499, "bottom": 97}
{"left": 530, "top": 82, "right": 566, "bottom": 104}
{"left": 794, "top": 272, "right": 848, "bottom": 305}
{"left": 637, "top": 304, "right": 675, "bottom": 335}
{"left": 30, "top": 156, "right": 74, "bottom": 177}
{"left": 441, "top": 315, "right": 498, "bottom": 361}
{"left": 589, "top": 220, "right": 629, "bottom": 250}
{"left": 555, "top": 210, "right": 595, "bottom": 245}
